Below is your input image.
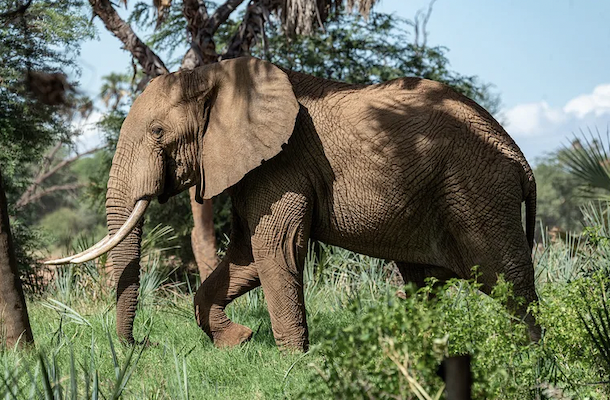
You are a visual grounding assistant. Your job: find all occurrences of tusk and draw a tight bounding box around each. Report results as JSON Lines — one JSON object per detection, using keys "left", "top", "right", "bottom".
{"left": 44, "top": 235, "right": 111, "bottom": 265}
{"left": 70, "top": 199, "right": 150, "bottom": 264}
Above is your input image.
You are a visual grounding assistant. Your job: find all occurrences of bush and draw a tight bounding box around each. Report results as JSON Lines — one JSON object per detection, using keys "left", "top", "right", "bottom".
{"left": 302, "top": 276, "right": 538, "bottom": 399}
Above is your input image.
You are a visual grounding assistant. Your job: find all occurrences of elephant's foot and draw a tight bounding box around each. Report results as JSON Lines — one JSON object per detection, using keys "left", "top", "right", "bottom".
{"left": 195, "top": 303, "right": 252, "bottom": 347}
{"left": 276, "top": 337, "right": 309, "bottom": 353}
{"left": 271, "top": 325, "right": 309, "bottom": 352}
{"left": 212, "top": 323, "right": 253, "bottom": 348}
{"left": 528, "top": 324, "right": 541, "bottom": 342}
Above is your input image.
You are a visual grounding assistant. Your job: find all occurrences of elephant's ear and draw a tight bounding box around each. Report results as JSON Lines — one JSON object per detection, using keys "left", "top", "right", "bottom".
{"left": 199, "top": 57, "right": 299, "bottom": 199}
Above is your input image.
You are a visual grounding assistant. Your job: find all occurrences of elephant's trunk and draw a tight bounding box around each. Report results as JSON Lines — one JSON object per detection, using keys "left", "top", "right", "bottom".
{"left": 106, "top": 180, "right": 144, "bottom": 344}
{"left": 44, "top": 138, "right": 154, "bottom": 343}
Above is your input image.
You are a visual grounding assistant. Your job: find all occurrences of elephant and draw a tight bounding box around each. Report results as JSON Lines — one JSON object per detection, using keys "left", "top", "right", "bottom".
{"left": 47, "top": 57, "right": 539, "bottom": 351}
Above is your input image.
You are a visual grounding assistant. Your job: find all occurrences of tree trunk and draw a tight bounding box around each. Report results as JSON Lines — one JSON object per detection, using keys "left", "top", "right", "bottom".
{"left": 189, "top": 187, "right": 218, "bottom": 280}
{"left": 0, "top": 168, "right": 34, "bottom": 348}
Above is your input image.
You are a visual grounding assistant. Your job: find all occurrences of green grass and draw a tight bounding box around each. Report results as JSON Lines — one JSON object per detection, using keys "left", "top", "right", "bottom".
{"left": 2, "top": 243, "right": 391, "bottom": 399}
{"left": 4, "top": 272, "right": 335, "bottom": 399}
{"left": 3, "top": 237, "right": 610, "bottom": 399}
{"left": 4, "top": 288, "right": 321, "bottom": 399}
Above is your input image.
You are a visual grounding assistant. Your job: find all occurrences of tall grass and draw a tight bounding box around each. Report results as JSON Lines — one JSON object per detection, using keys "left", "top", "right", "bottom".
{"left": 0, "top": 328, "right": 145, "bottom": 399}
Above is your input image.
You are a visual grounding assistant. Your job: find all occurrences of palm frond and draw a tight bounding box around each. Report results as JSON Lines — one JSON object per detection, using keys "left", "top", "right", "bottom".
{"left": 276, "top": 0, "right": 379, "bottom": 35}
{"left": 560, "top": 127, "right": 610, "bottom": 197}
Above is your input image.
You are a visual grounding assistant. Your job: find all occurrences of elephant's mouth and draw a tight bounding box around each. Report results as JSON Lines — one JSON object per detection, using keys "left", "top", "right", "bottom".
{"left": 158, "top": 184, "right": 178, "bottom": 204}
{"left": 157, "top": 160, "right": 198, "bottom": 204}
{"left": 158, "top": 161, "right": 177, "bottom": 204}
{"left": 158, "top": 191, "right": 171, "bottom": 204}
{"left": 157, "top": 178, "right": 192, "bottom": 204}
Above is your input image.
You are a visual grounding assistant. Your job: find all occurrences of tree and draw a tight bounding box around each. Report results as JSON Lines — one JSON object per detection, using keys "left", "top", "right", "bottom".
{"left": 534, "top": 151, "right": 584, "bottom": 233}
{"left": 0, "top": 0, "right": 93, "bottom": 346}
{"left": 0, "top": 168, "right": 33, "bottom": 348}
{"left": 1, "top": 0, "right": 93, "bottom": 213}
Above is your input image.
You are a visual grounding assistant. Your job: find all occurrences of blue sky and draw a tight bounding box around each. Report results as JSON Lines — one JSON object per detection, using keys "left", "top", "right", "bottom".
{"left": 76, "top": 0, "right": 610, "bottom": 163}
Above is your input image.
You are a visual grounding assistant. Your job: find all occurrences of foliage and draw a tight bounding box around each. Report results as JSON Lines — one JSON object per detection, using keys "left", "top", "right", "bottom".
{"left": 303, "top": 277, "right": 529, "bottom": 399}
{"left": 576, "top": 277, "right": 610, "bottom": 379}
{"left": 38, "top": 207, "right": 105, "bottom": 251}
{"left": 533, "top": 151, "right": 584, "bottom": 233}
{"left": 2, "top": 236, "right": 610, "bottom": 398}
{"left": 253, "top": 11, "right": 501, "bottom": 115}
{"left": 0, "top": 0, "right": 94, "bottom": 277}
{"left": 0, "top": 0, "right": 93, "bottom": 203}
{"left": 299, "top": 227, "right": 610, "bottom": 399}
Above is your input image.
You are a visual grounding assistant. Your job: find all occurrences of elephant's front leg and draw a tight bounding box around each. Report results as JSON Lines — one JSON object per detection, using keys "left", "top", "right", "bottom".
{"left": 250, "top": 193, "right": 312, "bottom": 351}
{"left": 194, "top": 257, "right": 260, "bottom": 347}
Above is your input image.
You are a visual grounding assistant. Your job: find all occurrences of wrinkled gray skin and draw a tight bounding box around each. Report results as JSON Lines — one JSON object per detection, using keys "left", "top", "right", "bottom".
{"left": 108, "top": 57, "right": 538, "bottom": 349}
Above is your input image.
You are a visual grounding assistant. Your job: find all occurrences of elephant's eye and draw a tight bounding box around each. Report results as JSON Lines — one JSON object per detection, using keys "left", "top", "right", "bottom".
{"left": 151, "top": 126, "right": 164, "bottom": 137}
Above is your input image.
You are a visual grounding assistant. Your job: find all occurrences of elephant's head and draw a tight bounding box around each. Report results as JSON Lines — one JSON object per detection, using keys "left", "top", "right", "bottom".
{"left": 46, "top": 57, "right": 299, "bottom": 343}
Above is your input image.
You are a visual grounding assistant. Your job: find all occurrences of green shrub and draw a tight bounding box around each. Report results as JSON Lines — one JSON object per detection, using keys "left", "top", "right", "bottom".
{"left": 303, "top": 277, "right": 536, "bottom": 399}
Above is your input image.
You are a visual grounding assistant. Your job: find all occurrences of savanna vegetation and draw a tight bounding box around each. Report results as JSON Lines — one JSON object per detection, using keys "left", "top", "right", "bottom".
{"left": 2, "top": 0, "right": 610, "bottom": 399}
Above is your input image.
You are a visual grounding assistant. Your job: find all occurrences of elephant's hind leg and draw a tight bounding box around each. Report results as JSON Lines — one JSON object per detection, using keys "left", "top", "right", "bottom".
{"left": 194, "top": 258, "right": 260, "bottom": 347}
{"left": 457, "top": 215, "right": 541, "bottom": 341}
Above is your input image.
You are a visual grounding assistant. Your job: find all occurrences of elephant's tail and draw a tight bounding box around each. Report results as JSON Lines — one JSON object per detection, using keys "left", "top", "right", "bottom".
{"left": 525, "top": 179, "right": 537, "bottom": 252}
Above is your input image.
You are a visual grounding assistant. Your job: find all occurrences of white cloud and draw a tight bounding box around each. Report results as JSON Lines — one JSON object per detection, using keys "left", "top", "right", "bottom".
{"left": 505, "top": 84, "right": 610, "bottom": 139}
{"left": 504, "top": 101, "right": 567, "bottom": 137}
{"left": 503, "top": 84, "right": 610, "bottom": 162}
{"left": 564, "top": 84, "right": 610, "bottom": 118}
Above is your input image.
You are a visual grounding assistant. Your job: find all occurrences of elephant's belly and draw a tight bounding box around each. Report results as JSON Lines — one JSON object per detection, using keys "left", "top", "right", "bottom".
{"left": 311, "top": 195, "right": 449, "bottom": 265}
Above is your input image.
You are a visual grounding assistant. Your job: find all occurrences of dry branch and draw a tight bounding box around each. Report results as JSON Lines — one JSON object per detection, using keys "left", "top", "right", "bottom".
{"left": 206, "top": 0, "right": 245, "bottom": 33}
{"left": 182, "top": 0, "right": 215, "bottom": 68}
{"left": 182, "top": 0, "right": 246, "bottom": 68}
{"left": 18, "top": 183, "right": 85, "bottom": 208}
{"left": 223, "top": 0, "right": 270, "bottom": 59}
{"left": 88, "top": 0, "right": 169, "bottom": 78}
{"left": 404, "top": 0, "right": 437, "bottom": 49}
{"left": 16, "top": 145, "right": 103, "bottom": 209}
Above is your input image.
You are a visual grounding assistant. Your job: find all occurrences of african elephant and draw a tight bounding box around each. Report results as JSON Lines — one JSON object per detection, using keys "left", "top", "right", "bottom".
{"left": 47, "top": 57, "right": 539, "bottom": 350}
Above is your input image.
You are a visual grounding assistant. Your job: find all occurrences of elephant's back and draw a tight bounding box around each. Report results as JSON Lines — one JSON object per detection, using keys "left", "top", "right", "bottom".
{"left": 333, "top": 76, "right": 533, "bottom": 199}
{"left": 303, "top": 76, "right": 532, "bottom": 262}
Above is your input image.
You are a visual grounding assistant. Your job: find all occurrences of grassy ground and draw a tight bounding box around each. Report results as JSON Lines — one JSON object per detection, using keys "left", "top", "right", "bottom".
{"left": 23, "top": 289, "right": 325, "bottom": 399}
{"left": 2, "top": 246, "right": 397, "bottom": 399}
{"left": 3, "top": 236, "right": 610, "bottom": 399}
